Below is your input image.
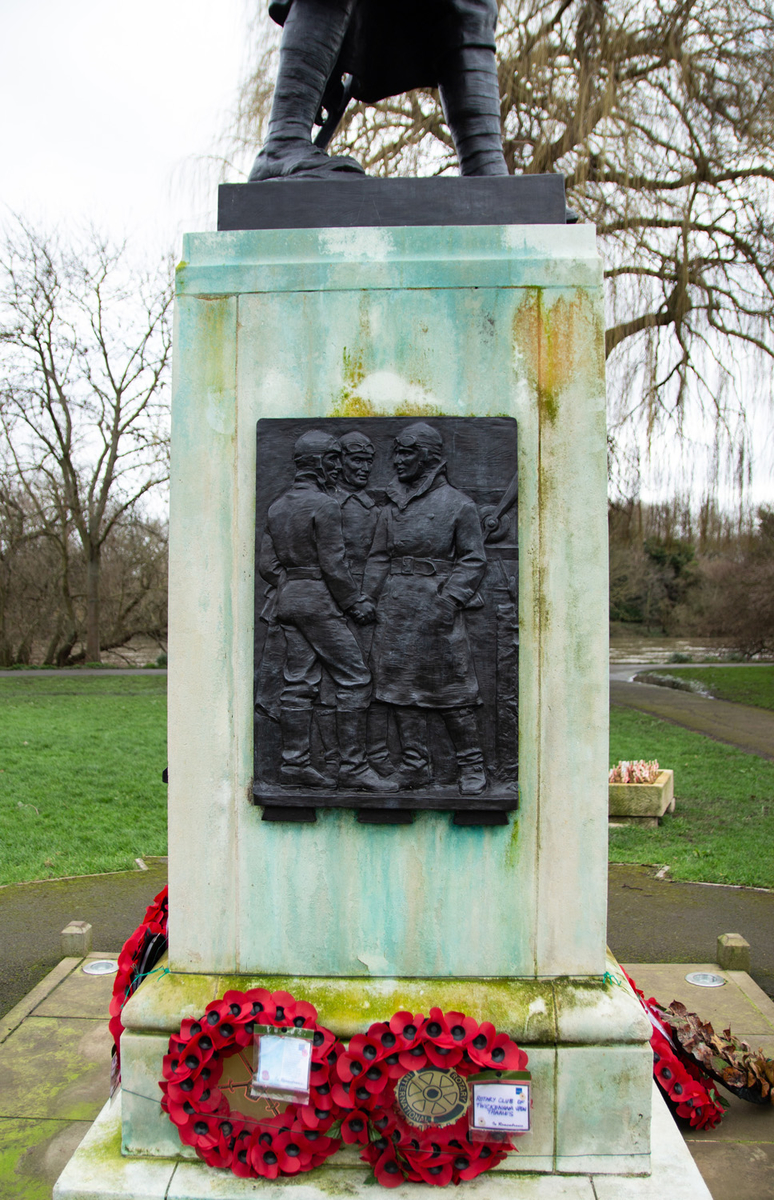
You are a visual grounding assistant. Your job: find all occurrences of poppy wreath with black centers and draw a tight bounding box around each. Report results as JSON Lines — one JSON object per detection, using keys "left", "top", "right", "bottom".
{"left": 109, "top": 884, "right": 169, "bottom": 1064}
{"left": 333, "top": 1007, "right": 528, "bottom": 1186}
{"left": 160, "top": 988, "right": 345, "bottom": 1178}
{"left": 622, "top": 971, "right": 725, "bottom": 1130}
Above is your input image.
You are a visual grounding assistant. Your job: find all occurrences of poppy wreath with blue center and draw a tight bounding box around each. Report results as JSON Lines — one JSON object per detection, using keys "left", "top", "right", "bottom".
{"left": 160, "top": 988, "right": 345, "bottom": 1178}
{"left": 333, "top": 1007, "right": 529, "bottom": 1187}
{"left": 623, "top": 971, "right": 725, "bottom": 1130}
{"left": 109, "top": 884, "right": 169, "bottom": 1068}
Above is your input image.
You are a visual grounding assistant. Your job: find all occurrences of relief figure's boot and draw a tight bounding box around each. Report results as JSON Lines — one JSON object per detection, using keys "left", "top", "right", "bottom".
{"left": 393, "top": 706, "right": 432, "bottom": 789}
{"left": 314, "top": 706, "right": 340, "bottom": 780}
{"left": 249, "top": 0, "right": 364, "bottom": 180}
{"left": 438, "top": 47, "right": 508, "bottom": 177}
{"left": 442, "top": 706, "right": 487, "bottom": 795}
{"left": 337, "top": 710, "right": 399, "bottom": 792}
{"left": 279, "top": 706, "right": 334, "bottom": 788}
{"left": 367, "top": 700, "right": 394, "bottom": 777}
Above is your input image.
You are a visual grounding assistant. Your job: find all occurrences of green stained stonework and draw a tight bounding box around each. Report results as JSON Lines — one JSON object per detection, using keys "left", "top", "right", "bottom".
{"left": 167, "top": 223, "right": 609, "bottom": 982}
{"left": 100, "top": 221, "right": 655, "bottom": 1184}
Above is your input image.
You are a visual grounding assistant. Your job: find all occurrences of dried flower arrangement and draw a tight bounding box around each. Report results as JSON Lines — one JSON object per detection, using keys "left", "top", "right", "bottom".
{"left": 609, "top": 760, "right": 660, "bottom": 784}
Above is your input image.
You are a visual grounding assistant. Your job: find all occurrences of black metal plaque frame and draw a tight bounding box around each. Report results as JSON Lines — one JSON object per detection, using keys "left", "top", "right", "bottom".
{"left": 253, "top": 417, "right": 518, "bottom": 815}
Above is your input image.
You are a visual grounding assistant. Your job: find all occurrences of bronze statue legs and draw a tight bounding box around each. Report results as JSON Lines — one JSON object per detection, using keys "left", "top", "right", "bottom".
{"left": 249, "top": 0, "right": 364, "bottom": 180}
{"left": 439, "top": 46, "right": 508, "bottom": 176}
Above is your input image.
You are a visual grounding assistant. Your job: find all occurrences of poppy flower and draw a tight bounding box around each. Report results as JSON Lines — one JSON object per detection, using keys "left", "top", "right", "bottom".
{"left": 269, "top": 990, "right": 298, "bottom": 1027}
{"left": 389, "top": 1011, "right": 425, "bottom": 1050}
{"left": 370, "top": 1107, "right": 398, "bottom": 1138}
{"left": 351, "top": 1079, "right": 389, "bottom": 1110}
{"left": 296, "top": 1103, "right": 336, "bottom": 1132}
{"left": 398, "top": 1041, "right": 429, "bottom": 1071}
{"left": 221, "top": 991, "right": 256, "bottom": 1023}
{"left": 165, "top": 1071, "right": 215, "bottom": 1110}
{"left": 361, "top": 1060, "right": 389, "bottom": 1094}
{"left": 179, "top": 1017, "right": 206, "bottom": 1042}
{"left": 331, "top": 1077, "right": 355, "bottom": 1108}
{"left": 201, "top": 1117, "right": 241, "bottom": 1169}
{"left": 338, "top": 1035, "right": 383, "bottom": 1087}
{"left": 373, "top": 1147, "right": 405, "bottom": 1188}
{"left": 457, "top": 1143, "right": 508, "bottom": 1180}
{"left": 310, "top": 1079, "right": 337, "bottom": 1111}
{"left": 341, "top": 1111, "right": 370, "bottom": 1145}
{"left": 311, "top": 1024, "right": 336, "bottom": 1057}
{"left": 290, "top": 999, "right": 318, "bottom": 1028}
{"left": 271, "top": 1129, "right": 314, "bottom": 1172}
{"left": 467, "top": 1022, "right": 527, "bottom": 1070}
{"left": 233, "top": 1131, "right": 264, "bottom": 1178}
{"left": 424, "top": 1041, "right": 463, "bottom": 1069}
{"left": 187, "top": 1114, "right": 221, "bottom": 1152}
{"left": 243, "top": 986, "right": 276, "bottom": 1024}
{"left": 430, "top": 1009, "right": 480, "bottom": 1049}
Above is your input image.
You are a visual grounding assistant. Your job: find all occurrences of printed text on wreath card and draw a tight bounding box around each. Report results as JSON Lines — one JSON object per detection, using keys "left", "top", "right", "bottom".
{"left": 472, "top": 1082, "right": 531, "bottom": 1132}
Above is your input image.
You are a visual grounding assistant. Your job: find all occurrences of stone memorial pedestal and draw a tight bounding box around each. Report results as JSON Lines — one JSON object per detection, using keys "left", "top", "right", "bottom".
{"left": 54, "top": 202, "right": 710, "bottom": 1198}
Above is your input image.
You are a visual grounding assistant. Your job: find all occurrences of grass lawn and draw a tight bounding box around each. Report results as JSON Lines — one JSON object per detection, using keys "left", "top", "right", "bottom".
{"left": 2, "top": 674, "right": 772, "bottom": 890}
{"left": 0, "top": 675, "right": 167, "bottom": 885}
{"left": 610, "top": 705, "right": 774, "bottom": 888}
{"left": 657, "top": 664, "right": 774, "bottom": 711}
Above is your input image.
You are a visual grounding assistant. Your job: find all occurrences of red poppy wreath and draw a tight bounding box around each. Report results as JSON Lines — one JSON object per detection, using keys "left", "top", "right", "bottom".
{"left": 332, "top": 1008, "right": 529, "bottom": 1187}
{"left": 160, "top": 988, "right": 345, "bottom": 1179}
{"left": 109, "top": 884, "right": 169, "bottom": 1071}
{"left": 623, "top": 971, "right": 725, "bottom": 1130}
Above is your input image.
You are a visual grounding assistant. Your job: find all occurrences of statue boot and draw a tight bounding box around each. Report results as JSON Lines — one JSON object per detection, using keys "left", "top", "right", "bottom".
{"left": 337, "top": 710, "right": 400, "bottom": 792}
{"left": 442, "top": 706, "right": 487, "bottom": 795}
{"left": 279, "top": 707, "right": 335, "bottom": 787}
{"left": 393, "top": 706, "right": 432, "bottom": 789}
{"left": 439, "top": 46, "right": 509, "bottom": 177}
{"left": 314, "top": 706, "right": 341, "bottom": 779}
{"left": 367, "top": 701, "right": 395, "bottom": 778}
{"left": 249, "top": 0, "right": 365, "bottom": 181}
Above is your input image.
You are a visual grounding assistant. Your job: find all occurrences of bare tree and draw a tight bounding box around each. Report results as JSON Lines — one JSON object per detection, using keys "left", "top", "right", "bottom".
{"left": 0, "top": 221, "right": 172, "bottom": 662}
{"left": 230, "top": 0, "right": 774, "bottom": 481}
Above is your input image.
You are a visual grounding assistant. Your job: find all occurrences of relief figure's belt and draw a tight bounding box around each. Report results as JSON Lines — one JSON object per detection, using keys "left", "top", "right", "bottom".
{"left": 389, "top": 557, "right": 452, "bottom": 577}
{"left": 285, "top": 566, "right": 323, "bottom": 580}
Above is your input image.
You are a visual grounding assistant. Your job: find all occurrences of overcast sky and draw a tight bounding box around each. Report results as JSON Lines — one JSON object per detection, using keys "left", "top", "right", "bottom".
{"left": 1, "top": 0, "right": 770, "bottom": 509}
{"left": 1, "top": 0, "right": 249, "bottom": 255}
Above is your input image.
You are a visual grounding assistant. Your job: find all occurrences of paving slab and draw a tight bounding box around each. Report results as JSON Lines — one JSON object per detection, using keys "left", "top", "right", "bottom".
{"left": 0, "top": 1116, "right": 91, "bottom": 1200}
{"left": 687, "top": 1141, "right": 774, "bottom": 1200}
{"left": 34, "top": 963, "right": 117, "bottom": 1021}
{"left": 623, "top": 963, "right": 774, "bottom": 1037}
{"left": 0, "top": 1016, "right": 111, "bottom": 1120}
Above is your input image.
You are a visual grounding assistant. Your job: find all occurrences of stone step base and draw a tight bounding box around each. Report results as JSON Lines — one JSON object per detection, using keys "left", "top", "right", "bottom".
{"left": 54, "top": 1082, "right": 711, "bottom": 1200}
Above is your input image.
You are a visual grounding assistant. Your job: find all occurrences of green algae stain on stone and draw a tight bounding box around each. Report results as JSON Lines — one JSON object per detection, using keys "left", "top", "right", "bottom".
{"left": 505, "top": 816, "right": 520, "bottom": 870}
{"left": 512, "top": 287, "right": 604, "bottom": 428}
{"left": 329, "top": 345, "right": 446, "bottom": 418}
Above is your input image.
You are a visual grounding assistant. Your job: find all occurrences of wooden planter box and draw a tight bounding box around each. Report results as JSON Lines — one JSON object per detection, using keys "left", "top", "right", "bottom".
{"left": 609, "top": 769, "right": 674, "bottom": 827}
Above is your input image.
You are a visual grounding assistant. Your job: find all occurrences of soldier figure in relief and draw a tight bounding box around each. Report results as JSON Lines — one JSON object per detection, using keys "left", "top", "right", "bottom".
{"left": 251, "top": 0, "right": 507, "bottom": 181}
{"left": 363, "top": 422, "right": 489, "bottom": 795}
{"left": 315, "top": 430, "right": 393, "bottom": 779}
{"left": 258, "top": 429, "right": 397, "bottom": 793}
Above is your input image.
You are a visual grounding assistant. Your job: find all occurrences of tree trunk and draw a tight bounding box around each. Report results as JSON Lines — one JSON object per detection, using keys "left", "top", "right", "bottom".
{"left": 85, "top": 548, "right": 102, "bottom": 663}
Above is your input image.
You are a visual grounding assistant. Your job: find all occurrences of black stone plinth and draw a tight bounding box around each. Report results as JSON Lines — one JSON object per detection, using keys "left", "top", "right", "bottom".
{"left": 218, "top": 175, "right": 568, "bottom": 231}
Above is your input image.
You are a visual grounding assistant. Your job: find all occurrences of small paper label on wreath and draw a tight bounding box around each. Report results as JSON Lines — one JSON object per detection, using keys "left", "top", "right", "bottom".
{"left": 396, "top": 1068, "right": 470, "bottom": 1128}
{"left": 470, "top": 1080, "right": 530, "bottom": 1133}
{"left": 250, "top": 1024, "right": 313, "bottom": 1103}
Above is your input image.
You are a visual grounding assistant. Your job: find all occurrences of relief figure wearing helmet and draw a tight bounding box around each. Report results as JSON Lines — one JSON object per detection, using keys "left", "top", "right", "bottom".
{"left": 258, "top": 429, "right": 398, "bottom": 794}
